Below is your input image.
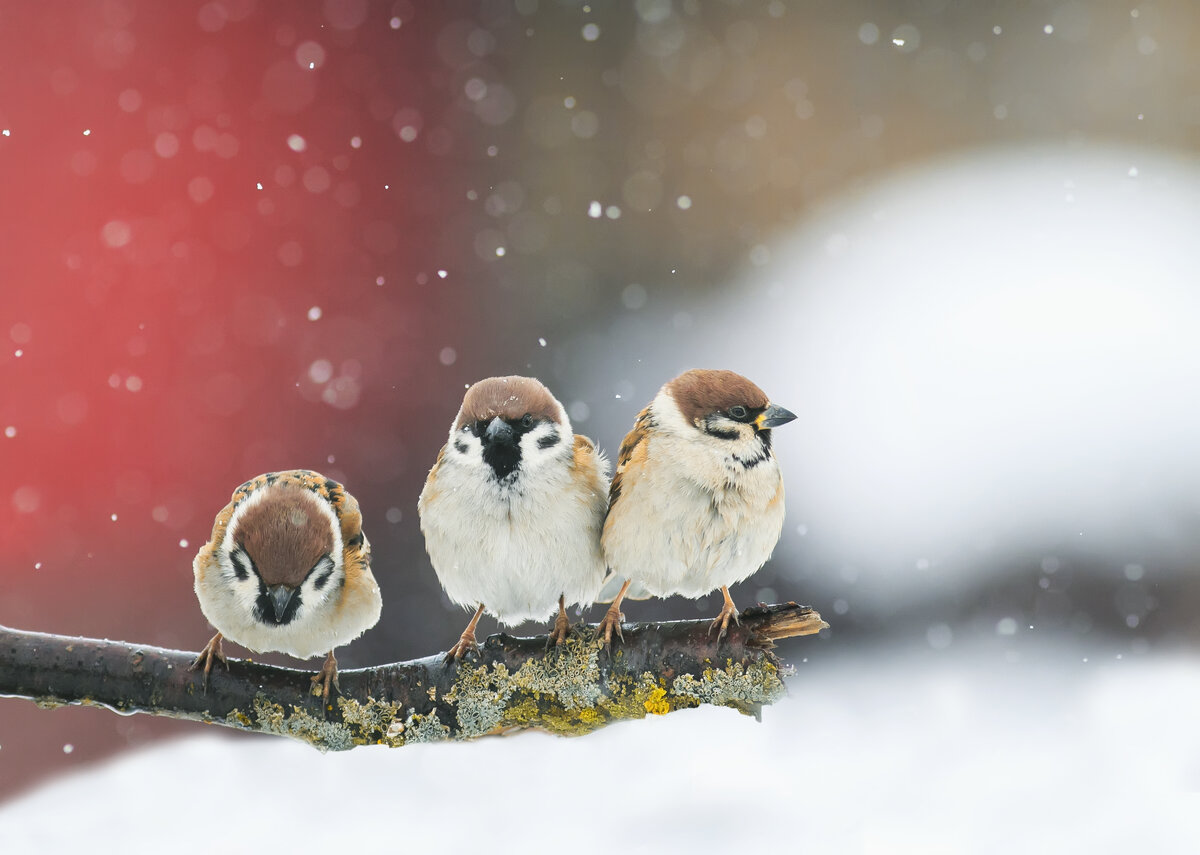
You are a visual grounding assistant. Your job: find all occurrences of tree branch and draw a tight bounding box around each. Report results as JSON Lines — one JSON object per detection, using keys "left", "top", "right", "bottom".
{"left": 0, "top": 603, "right": 827, "bottom": 750}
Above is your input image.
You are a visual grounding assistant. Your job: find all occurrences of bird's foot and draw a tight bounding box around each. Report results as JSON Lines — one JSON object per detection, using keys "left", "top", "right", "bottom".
{"left": 596, "top": 604, "right": 625, "bottom": 646}
{"left": 708, "top": 601, "right": 741, "bottom": 643}
{"left": 189, "top": 632, "right": 228, "bottom": 692}
{"left": 310, "top": 651, "right": 340, "bottom": 702}
{"left": 446, "top": 630, "right": 480, "bottom": 662}
{"left": 547, "top": 603, "right": 572, "bottom": 647}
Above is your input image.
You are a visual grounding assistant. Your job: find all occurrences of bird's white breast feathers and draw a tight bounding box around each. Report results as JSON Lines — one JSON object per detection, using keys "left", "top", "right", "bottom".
{"left": 601, "top": 390, "right": 785, "bottom": 600}
{"left": 419, "top": 438, "right": 609, "bottom": 625}
{"left": 193, "top": 545, "right": 381, "bottom": 660}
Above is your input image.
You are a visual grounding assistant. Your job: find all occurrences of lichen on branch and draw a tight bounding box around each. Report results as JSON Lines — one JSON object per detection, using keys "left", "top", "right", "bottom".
{"left": 0, "top": 603, "right": 827, "bottom": 751}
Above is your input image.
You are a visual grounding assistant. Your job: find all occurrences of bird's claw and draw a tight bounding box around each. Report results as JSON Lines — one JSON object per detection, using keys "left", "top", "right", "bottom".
{"left": 596, "top": 605, "right": 625, "bottom": 646}
{"left": 547, "top": 611, "right": 572, "bottom": 648}
{"left": 445, "top": 633, "right": 480, "bottom": 663}
{"left": 189, "top": 633, "right": 228, "bottom": 693}
{"left": 310, "top": 652, "right": 340, "bottom": 702}
{"left": 708, "top": 604, "right": 741, "bottom": 643}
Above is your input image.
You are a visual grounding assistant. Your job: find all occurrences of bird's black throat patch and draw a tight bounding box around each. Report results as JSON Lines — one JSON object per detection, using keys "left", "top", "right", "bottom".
{"left": 483, "top": 438, "right": 523, "bottom": 481}
{"left": 253, "top": 588, "right": 302, "bottom": 625}
{"left": 481, "top": 415, "right": 541, "bottom": 481}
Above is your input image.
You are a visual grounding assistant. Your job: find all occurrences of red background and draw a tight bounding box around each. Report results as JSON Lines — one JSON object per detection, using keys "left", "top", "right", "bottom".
{"left": 0, "top": 0, "right": 497, "bottom": 796}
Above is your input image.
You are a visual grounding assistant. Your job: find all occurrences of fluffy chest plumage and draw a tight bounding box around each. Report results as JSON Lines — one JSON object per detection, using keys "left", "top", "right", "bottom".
{"left": 603, "top": 429, "right": 785, "bottom": 598}
{"left": 418, "top": 446, "right": 608, "bottom": 624}
{"left": 193, "top": 548, "right": 380, "bottom": 660}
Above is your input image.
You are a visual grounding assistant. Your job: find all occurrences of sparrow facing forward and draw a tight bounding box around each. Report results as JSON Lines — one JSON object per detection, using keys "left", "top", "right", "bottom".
{"left": 191, "top": 470, "right": 382, "bottom": 699}
{"left": 418, "top": 376, "right": 609, "bottom": 659}
{"left": 596, "top": 369, "right": 797, "bottom": 642}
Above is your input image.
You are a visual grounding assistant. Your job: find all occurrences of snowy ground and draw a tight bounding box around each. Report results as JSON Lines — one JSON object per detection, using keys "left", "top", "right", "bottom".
{"left": 1, "top": 638, "right": 1196, "bottom": 853}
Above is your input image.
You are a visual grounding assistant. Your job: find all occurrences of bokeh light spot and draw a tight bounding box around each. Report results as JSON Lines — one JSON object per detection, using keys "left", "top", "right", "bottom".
{"left": 277, "top": 240, "right": 303, "bottom": 267}
{"left": 12, "top": 486, "right": 40, "bottom": 514}
{"left": 323, "top": 0, "right": 368, "bottom": 30}
{"left": 187, "top": 176, "right": 214, "bottom": 204}
{"left": 101, "top": 221, "right": 132, "bottom": 248}
{"left": 295, "top": 41, "right": 326, "bottom": 70}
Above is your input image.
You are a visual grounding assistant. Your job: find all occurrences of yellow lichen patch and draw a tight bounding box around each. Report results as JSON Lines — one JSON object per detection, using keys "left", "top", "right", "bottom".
{"left": 643, "top": 687, "right": 670, "bottom": 716}
{"left": 337, "top": 696, "right": 403, "bottom": 745}
{"left": 592, "top": 671, "right": 663, "bottom": 721}
{"left": 224, "top": 708, "right": 253, "bottom": 729}
{"left": 502, "top": 697, "right": 541, "bottom": 727}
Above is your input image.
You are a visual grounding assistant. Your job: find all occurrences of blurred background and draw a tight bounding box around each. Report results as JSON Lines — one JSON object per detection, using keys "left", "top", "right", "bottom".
{"left": 2, "top": 0, "right": 1199, "bottom": 805}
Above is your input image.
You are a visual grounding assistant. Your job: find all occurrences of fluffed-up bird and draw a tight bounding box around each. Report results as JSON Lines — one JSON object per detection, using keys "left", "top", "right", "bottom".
{"left": 596, "top": 369, "right": 796, "bottom": 642}
{"left": 419, "top": 375, "right": 609, "bottom": 659}
{"left": 191, "top": 469, "right": 382, "bottom": 700}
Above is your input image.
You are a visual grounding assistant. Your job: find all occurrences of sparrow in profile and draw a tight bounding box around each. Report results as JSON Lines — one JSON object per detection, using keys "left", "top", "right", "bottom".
{"left": 191, "top": 470, "right": 382, "bottom": 700}
{"left": 418, "top": 376, "right": 609, "bottom": 659}
{"left": 596, "top": 369, "right": 796, "bottom": 642}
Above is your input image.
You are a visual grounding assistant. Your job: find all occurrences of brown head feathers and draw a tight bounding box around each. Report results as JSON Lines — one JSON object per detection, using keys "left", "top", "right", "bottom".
{"left": 666, "top": 369, "right": 770, "bottom": 425}
{"left": 232, "top": 485, "right": 335, "bottom": 588}
{"left": 456, "top": 376, "right": 562, "bottom": 429}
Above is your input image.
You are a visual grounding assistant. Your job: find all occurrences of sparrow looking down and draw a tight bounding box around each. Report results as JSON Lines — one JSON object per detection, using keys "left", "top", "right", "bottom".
{"left": 596, "top": 369, "right": 797, "bottom": 642}
{"left": 418, "top": 375, "right": 609, "bottom": 659}
{"left": 191, "top": 470, "right": 382, "bottom": 700}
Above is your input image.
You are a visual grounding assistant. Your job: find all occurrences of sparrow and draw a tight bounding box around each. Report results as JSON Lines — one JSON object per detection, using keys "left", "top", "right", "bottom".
{"left": 596, "top": 369, "right": 797, "bottom": 643}
{"left": 191, "top": 469, "right": 382, "bottom": 700}
{"left": 418, "top": 375, "right": 609, "bottom": 660}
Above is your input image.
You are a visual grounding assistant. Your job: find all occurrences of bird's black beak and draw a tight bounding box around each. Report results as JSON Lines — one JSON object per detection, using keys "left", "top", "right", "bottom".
{"left": 755, "top": 403, "right": 797, "bottom": 430}
{"left": 485, "top": 416, "right": 515, "bottom": 445}
{"left": 267, "top": 584, "right": 297, "bottom": 622}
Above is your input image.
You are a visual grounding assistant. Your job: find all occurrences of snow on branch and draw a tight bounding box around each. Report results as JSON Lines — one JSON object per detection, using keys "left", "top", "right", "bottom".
{"left": 0, "top": 603, "right": 827, "bottom": 750}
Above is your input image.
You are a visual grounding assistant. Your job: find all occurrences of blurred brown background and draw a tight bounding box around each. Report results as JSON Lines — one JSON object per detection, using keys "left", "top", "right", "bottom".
{"left": 3, "top": 0, "right": 1199, "bottom": 800}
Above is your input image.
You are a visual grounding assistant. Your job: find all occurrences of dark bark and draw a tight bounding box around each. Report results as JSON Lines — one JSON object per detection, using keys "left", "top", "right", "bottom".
{"left": 0, "top": 603, "right": 827, "bottom": 750}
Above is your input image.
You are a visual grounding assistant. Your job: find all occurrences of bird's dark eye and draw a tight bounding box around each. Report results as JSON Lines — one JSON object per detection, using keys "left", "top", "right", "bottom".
{"left": 521, "top": 413, "right": 533, "bottom": 428}
{"left": 729, "top": 405, "right": 748, "bottom": 420}
{"left": 472, "top": 420, "right": 486, "bottom": 436}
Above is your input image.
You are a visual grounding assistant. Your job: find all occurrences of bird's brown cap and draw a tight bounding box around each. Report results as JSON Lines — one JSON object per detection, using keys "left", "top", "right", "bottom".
{"left": 455, "top": 375, "right": 563, "bottom": 429}
{"left": 232, "top": 485, "right": 334, "bottom": 588}
{"left": 665, "top": 369, "right": 770, "bottom": 424}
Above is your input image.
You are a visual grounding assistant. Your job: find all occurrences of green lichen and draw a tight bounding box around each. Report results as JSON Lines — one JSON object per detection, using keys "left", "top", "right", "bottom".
{"left": 432, "top": 632, "right": 788, "bottom": 740}
{"left": 248, "top": 694, "right": 354, "bottom": 751}
{"left": 671, "top": 660, "right": 786, "bottom": 716}
{"left": 441, "top": 636, "right": 634, "bottom": 738}
{"left": 600, "top": 671, "right": 699, "bottom": 719}
{"left": 509, "top": 634, "right": 602, "bottom": 710}
{"left": 400, "top": 708, "right": 451, "bottom": 743}
{"left": 337, "top": 696, "right": 404, "bottom": 745}
{"left": 218, "top": 638, "right": 786, "bottom": 749}
{"left": 444, "top": 661, "right": 515, "bottom": 737}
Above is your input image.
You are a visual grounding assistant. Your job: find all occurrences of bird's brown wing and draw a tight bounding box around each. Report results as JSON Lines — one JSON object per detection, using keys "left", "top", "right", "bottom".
{"left": 571, "top": 433, "right": 608, "bottom": 490}
{"left": 606, "top": 405, "right": 653, "bottom": 511}
{"left": 596, "top": 406, "right": 656, "bottom": 602}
